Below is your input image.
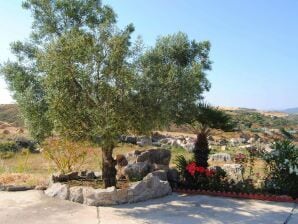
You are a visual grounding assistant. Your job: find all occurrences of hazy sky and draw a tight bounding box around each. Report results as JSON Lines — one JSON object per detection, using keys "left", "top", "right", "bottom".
{"left": 0, "top": 0, "right": 297, "bottom": 110}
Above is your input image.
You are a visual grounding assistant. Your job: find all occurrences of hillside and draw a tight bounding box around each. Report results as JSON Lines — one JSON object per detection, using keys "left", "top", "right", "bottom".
{"left": 282, "top": 107, "right": 298, "bottom": 114}
{"left": 0, "top": 104, "right": 23, "bottom": 127}
{"left": 1, "top": 104, "right": 298, "bottom": 133}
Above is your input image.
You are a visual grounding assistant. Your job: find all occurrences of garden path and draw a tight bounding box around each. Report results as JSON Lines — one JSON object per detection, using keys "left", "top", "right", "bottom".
{"left": 0, "top": 190, "right": 296, "bottom": 224}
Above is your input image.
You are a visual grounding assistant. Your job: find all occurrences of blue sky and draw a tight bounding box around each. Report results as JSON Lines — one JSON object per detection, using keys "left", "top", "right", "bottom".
{"left": 0, "top": 0, "right": 297, "bottom": 110}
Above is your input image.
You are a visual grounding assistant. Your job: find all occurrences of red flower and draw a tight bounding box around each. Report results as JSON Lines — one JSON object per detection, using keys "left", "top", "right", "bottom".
{"left": 205, "top": 169, "right": 216, "bottom": 177}
{"left": 186, "top": 162, "right": 197, "bottom": 176}
{"left": 196, "top": 166, "right": 206, "bottom": 174}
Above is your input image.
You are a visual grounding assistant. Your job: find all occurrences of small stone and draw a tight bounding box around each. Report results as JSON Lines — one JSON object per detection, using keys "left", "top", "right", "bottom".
{"left": 86, "top": 171, "right": 96, "bottom": 179}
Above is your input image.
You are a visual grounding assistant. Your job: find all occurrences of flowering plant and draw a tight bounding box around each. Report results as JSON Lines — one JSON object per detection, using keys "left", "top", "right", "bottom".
{"left": 234, "top": 153, "right": 247, "bottom": 163}
{"left": 186, "top": 162, "right": 216, "bottom": 177}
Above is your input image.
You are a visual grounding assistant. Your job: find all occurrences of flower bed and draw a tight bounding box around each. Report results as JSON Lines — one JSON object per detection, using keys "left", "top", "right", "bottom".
{"left": 173, "top": 188, "right": 298, "bottom": 203}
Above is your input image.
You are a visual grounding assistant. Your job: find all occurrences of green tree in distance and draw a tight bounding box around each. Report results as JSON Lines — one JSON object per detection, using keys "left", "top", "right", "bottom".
{"left": 1, "top": 0, "right": 212, "bottom": 188}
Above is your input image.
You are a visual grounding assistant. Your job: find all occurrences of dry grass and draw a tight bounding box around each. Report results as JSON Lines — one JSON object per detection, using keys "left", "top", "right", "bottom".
{"left": 0, "top": 138, "right": 267, "bottom": 187}
{"left": 0, "top": 143, "right": 165, "bottom": 187}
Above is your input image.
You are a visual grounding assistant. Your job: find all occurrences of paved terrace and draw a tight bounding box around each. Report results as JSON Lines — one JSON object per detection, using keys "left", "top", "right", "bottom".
{"left": 0, "top": 190, "right": 297, "bottom": 224}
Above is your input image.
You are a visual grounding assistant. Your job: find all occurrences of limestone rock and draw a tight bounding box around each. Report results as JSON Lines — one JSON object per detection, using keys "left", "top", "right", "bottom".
{"left": 69, "top": 187, "right": 84, "bottom": 203}
{"left": 123, "top": 162, "right": 151, "bottom": 181}
{"left": 83, "top": 186, "right": 117, "bottom": 206}
{"left": 129, "top": 173, "right": 172, "bottom": 203}
{"left": 209, "top": 153, "right": 231, "bottom": 162}
{"left": 136, "top": 149, "right": 171, "bottom": 166}
{"left": 45, "top": 183, "right": 69, "bottom": 200}
{"left": 150, "top": 170, "right": 168, "bottom": 181}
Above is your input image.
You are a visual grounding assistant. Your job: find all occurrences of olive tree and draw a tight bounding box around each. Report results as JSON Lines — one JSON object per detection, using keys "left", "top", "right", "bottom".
{"left": 1, "top": 0, "right": 213, "bottom": 188}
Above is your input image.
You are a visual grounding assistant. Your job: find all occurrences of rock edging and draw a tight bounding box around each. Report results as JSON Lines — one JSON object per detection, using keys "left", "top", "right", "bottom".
{"left": 45, "top": 173, "right": 172, "bottom": 206}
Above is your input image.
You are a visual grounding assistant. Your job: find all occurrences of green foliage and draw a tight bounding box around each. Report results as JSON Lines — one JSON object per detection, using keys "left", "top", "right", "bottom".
{"left": 280, "top": 128, "right": 294, "bottom": 140}
{"left": 1, "top": 0, "right": 213, "bottom": 187}
{"left": 262, "top": 140, "right": 298, "bottom": 198}
{"left": 230, "top": 110, "right": 292, "bottom": 130}
{"left": 130, "top": 33, "right": 212, "bottom": 133}
{"left": 0, "top": 142, "right": 17, "bottom": 159}
{"left": 0, "top": 142, "right": 18, "bottom": 153}
{"left": 175, "top": 155, "right": 189, "bottom": 176}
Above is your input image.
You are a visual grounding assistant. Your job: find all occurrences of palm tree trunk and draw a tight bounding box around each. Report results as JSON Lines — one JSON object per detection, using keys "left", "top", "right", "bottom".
{"left": 194, "top": 129, "right": 210, "bottom": 168}
{"left": 102, "top": 146, "right": 117, "bottom": 188}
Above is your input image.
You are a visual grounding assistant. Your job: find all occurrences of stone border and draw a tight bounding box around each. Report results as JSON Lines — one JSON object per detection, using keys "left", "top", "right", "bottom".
{"left": 45, "top": 173, "right": 172, "bottom": 206}
{"left": 173, "top": 188, "right": 298, "bottom": 203}
{"left": 0, "top": 185, "right": 35, "bottom": 191}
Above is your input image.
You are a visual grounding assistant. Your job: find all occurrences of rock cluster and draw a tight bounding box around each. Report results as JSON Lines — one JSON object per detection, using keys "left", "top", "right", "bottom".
{"left": 45, "top": 173, "right": 172, "bottom": 206}
{"left": 119, "top": 134, "right": 196, "bottom": 152}
{"left": 51, "top": 171, "right": 101, "bottom": 183}
{"left": 116, "top": 148, "right": 173, "bottom": 181}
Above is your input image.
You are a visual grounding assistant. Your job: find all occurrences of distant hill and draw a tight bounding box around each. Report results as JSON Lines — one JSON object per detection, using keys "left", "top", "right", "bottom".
{"left": 282, "top": 107, "right": 298, "bottom": 114}
{"left": 0, "top": 104, "right": 23, "bottom": 126}
{"left": 219, "top": 106, "right": 288, "bottom": 118}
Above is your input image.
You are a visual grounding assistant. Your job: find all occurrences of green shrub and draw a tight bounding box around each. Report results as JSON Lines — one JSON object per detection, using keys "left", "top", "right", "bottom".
{"left": 0, "top": 142, "right": 18, "bottom": 153}
{"left": 262, "top": 140, "right": 298, "bottom": 198}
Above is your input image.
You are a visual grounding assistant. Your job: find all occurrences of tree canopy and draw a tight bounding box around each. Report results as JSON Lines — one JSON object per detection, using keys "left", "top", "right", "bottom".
{"left": 1, "top": 0, "right": 214, "bottom": 187}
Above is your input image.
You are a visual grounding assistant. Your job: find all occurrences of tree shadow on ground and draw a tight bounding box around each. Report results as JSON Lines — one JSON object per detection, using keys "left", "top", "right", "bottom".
{"left": 111, "top": 193, "right": 294, "bottom": 224}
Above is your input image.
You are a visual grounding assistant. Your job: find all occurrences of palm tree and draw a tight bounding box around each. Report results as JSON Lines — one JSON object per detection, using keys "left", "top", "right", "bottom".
{"left": 184, "top": 103, "right": 234, "bottom": 168}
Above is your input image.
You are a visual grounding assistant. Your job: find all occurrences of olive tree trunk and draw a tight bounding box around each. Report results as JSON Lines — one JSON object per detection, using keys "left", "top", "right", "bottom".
{"left": 102, "top": 146, "right": 117, "bottom": 188}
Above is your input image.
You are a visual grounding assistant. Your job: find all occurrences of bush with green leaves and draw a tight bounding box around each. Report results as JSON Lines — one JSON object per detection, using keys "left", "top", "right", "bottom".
{"left": 0, "top": 142, "right": 18, "bottom": 153}
{"left": 262, "top": 140, "right": 298, "bottom": 198}
{"left": 0, "top": 142, "right": 18, "bottom": 159}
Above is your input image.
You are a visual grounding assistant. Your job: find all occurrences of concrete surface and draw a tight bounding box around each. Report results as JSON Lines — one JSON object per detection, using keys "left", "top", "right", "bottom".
{"left": 0, "top": 190, "right": 296, "bottom": 224}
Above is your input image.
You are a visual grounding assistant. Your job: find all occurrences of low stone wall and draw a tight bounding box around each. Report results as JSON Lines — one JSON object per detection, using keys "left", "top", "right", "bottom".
{"left": 45, "top": 173, "right": 172, "bottom": 206}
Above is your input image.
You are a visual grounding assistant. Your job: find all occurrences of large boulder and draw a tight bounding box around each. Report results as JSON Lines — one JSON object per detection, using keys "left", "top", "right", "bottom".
{"left": 45, "top": 183, "right": 69, "bottom": 200}
{"left": 83, "top": 186, "right": 117, "bottom": 206}
{"left": 136, "top": 149, "right": 171, "bottom": 166}
{"left": 150, "top": 170, "right": 168, "bottom": 181}
{"left": 123, "top": 162, "right": 151, "bottom": 181}
{"left": 209, "top": 153, "right": 231, "bottom": 162}
{"left": 129, "top": 173, "right": 172, "bottom": 203}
